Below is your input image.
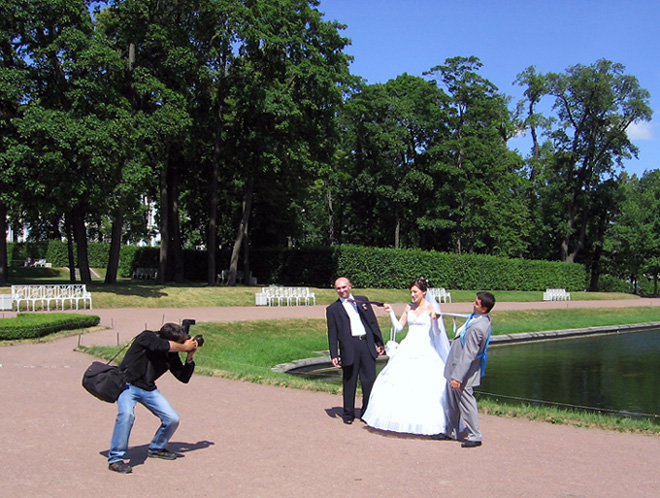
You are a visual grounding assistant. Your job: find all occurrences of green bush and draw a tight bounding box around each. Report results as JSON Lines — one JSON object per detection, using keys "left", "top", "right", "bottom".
{"left": 251, "top": 245, "right": 587, "bottom": 291}
{"left": 0, "top": 313, "right": 100, "bottom": 340}
{"left": 9, "top": 241, "right": 586, "bottom": 290}
{"left": 597, "top": 274, "right": 654, "bottom": 295}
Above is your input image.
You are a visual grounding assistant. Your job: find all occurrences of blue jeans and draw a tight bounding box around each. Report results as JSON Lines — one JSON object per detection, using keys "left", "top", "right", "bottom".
{"left": 108, "top": 384, "right": 180, "bottom": 464}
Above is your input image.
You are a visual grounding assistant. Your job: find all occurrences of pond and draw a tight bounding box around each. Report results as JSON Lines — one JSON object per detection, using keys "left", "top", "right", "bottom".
{"left": 288, "top": 329, "right": 660, "bottom": 422}
{"left": 481, "top": 329, "right": 660, "bottom": 421}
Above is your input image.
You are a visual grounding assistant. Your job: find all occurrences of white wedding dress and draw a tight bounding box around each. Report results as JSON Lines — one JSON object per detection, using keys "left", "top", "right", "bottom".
{"left": 362, "top": 311, "right": 450, "bottom": 435}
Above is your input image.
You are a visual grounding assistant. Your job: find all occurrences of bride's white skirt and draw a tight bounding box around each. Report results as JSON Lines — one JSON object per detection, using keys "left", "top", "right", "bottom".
{"left": 363, "top": 321, "right": 448, "bottom": 435}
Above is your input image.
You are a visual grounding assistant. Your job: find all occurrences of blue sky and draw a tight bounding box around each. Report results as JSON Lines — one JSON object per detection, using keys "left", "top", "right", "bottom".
{"left": 318, "top": 0, "right": 659, "bottom": 177}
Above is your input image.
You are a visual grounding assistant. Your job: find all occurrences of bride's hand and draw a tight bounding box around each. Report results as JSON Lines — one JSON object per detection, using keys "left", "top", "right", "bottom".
{"left": 383, "top": 303, "right": 392, "bottom": 313}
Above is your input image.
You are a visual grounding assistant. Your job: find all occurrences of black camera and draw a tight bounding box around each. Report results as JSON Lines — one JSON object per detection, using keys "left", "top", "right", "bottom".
{"left": 182, "top": 319, "right": 204, "bottom": 347}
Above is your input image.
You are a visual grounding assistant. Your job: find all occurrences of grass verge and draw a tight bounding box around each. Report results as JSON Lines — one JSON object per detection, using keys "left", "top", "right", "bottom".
{"left": 78, "top": 311, "right": 660, "bottom": 434}
{"left": 478, "top": 397, "right": 660, "bottom": 433}
{"left": 0, "top": 277, "right": 642, "bottom": 308}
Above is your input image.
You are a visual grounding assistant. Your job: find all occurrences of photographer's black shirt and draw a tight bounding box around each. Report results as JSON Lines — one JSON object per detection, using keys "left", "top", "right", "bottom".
{"left": 120, "top": 330, "right": 195, "bottom": 391}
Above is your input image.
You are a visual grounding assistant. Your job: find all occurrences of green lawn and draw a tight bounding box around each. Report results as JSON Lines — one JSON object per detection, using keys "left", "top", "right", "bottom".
{"left": 0, "top": 267, "right": 642, "bottom": 308}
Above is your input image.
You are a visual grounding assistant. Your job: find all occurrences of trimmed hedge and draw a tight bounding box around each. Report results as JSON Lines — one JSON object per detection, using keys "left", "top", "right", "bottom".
{"left": 250, "top": 245, "right": 586, "bottom": 291}
{"left": 0, "top": 313, "right": 100, "bottom": 340}
{"left": 8, "top": 241, "right": 586, "bottom": 291}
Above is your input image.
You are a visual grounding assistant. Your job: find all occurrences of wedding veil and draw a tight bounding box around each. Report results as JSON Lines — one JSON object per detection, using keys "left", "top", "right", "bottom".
{"left": 426, "top": 289, "right": 451, "bottom": 361}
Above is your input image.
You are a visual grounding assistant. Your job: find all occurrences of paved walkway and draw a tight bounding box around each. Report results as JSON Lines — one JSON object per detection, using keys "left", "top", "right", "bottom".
{"left": 1, "top": 300, "right": 660, "bottom": 497}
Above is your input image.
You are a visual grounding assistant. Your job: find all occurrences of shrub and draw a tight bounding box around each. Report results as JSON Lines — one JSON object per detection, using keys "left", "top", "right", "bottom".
{"left": 0, "top": 313, "right": 100, "bottom": 340}
{"left": 250, "top": 245, "right": 587, "bottom": 291}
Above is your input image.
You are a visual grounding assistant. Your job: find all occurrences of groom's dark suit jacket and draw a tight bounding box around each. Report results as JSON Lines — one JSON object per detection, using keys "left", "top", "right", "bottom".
{"left": 326, "top": 296, "right": 383, "bottom": 365}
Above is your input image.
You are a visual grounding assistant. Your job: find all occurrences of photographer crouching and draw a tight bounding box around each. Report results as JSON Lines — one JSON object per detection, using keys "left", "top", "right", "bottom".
{"left": 107, "top": 321, "right": 203, "bottom": 474}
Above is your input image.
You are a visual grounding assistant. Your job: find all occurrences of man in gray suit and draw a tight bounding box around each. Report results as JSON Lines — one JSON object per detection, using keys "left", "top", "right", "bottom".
{"left": 439, "top": 291, "right": 495, "bottom": 447}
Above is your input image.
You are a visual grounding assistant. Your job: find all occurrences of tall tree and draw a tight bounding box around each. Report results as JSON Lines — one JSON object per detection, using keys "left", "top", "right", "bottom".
{"left": 543, "top": 60, "right": 652, "bottom": 263}
{"left": 338, "top": 75, "right": 443, "bottom": 248}
{"left": 6, "top": 0, "right": 102, "bottom": 284}
{"left": 424, "top": 56, "right": 529, "bottom": 256}
{"left": 0, "top": 0, "right": 33, "bottom": 283}
{"left": 223, "top": 0, "right": 351, "bottom": 284}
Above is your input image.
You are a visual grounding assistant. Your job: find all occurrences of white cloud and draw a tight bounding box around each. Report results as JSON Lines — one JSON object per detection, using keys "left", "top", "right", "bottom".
{"left": 627, "top": 120, "right": 656, "bottom": 141}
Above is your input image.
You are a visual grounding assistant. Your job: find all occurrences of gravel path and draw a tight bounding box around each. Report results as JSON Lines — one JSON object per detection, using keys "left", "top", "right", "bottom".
{"left": 1, "top": 300, "right": 659, "bottom": 497}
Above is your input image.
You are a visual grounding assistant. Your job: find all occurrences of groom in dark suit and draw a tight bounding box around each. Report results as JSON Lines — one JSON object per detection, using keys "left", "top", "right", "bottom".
{"left": 327, "top": 277, "right": 385, "bottom": 424}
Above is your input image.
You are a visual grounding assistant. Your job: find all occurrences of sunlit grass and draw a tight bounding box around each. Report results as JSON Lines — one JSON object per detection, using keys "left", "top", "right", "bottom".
{"left": 491, "top": 307, "right": 660, "bottom": 335}
{"left": 479, "top": 397, "right": 659, "bottom": 433}
{"left": 0, "top": 268, "right": 643, "bottom": 309}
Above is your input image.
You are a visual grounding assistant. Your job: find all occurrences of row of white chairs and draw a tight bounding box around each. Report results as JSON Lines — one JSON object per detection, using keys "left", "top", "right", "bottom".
{"left": 132, "top": 267, "right": 157, "bottom": 280}
{"left": 428, "top": 287, "right": 452, "bottom": 303}
{"left": 255, "top": 286, "right": 316, "bottom": 306}
{"left": 11, "top": 284, "right": 93, "bottom": 311}
{"left": 543, "top": 288, "right": 571, "bottom": 301}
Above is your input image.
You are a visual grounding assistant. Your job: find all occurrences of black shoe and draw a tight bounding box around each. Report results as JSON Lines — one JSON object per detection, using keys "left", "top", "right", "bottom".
{"left": 432, "top": 434, "right": 452, "bottom": 441}
{"left": 148, "top": 449, "right": 178, "bottom": 460}
{"left": 343, "top": 417, "right": 354, "bottom": 425}
{"left": 108, "top": 461, "right": 132, "bottom": 474}
{"left": 461, "top": 440, "right": 482, "bottom": 448}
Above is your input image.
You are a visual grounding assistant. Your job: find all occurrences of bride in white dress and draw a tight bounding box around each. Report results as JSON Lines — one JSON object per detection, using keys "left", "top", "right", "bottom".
{"left": 362, "top": 278, "right": 450, "bottom": 435}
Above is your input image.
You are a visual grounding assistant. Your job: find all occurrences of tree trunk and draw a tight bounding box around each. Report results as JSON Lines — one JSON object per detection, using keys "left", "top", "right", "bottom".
{"left": 158, "top": 165, "right": 169, "bottom": 284}
{"left": 588, "top": 244, "right": 602, "bottom": 291}
{"left": 242, "top": 233, "right": 250, "bottom": 285}
{"left": 207, "top": 89, "right": 225, "bottom": 285}
{"left": 65, "top": 212, "right": 76, "bottom": 283}
{"left": 0, "top": 201, "right": 8, "bottom": 285}
{"left": 207, "top": 158, "right": 219, "bottom": 285}
{"left": 105, "top": 206, "right": 123, "bottom": 284}
{"left": 228, "top": 177, "right": 254, "bottom": 286}
{"left": 327, "top": 186, "right": 335, "bottom": 246}
{"left": 169, "top": 164, "right": 184, "bottom": 283}
{"left": 72, "top": 204, "right": 92, "bottom": 285}
{"left": 394, "top": 215, "right": 400, "bottom": 249}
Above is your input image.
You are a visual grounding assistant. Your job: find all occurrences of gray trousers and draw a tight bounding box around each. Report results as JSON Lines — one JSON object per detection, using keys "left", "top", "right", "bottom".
{"left": 444, "top": 382, "right": 482, "bottom": 442}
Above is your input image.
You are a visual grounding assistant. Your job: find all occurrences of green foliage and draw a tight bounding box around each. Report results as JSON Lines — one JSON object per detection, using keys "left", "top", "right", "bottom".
{"left": 0, "top": 313, "right": 100, "bottom": 340}
{"left": 251, "top": 244, "right": 586, "bottom": 290}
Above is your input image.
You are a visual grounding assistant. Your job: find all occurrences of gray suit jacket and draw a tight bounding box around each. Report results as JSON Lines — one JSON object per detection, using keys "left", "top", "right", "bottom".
{"left": 444, "top": 313, "right": 491, "bottom": 388}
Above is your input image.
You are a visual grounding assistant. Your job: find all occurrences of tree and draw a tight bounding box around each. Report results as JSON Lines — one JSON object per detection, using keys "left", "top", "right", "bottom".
{"left": 543, "top": 60, "right": 652, "bottom": 263}
{"left": 338, "top": 75, "right": 443, "bottom": 248}
{"left": 5, "top": 0, "right": 104, "bottom": 284}
{"left": 222, "top": 0, "right": 352, "bottom": 284}
{"left": 0, "top": 0, "right": 33, "bottom": 283}
{"left": 424, "top": 56, "right": 529, "bottom": 256}
{"left": 605, "top": 171, "right": 660, "bottom": 295}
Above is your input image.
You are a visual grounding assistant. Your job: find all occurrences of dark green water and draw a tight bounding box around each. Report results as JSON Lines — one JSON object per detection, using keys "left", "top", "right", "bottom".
{"left": 480, "top": 329, "right": 660, "bottom": 420}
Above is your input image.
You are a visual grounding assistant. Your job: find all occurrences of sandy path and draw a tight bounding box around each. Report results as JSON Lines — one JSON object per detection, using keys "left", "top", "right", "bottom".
{"left": 1, "top": 300, "right": 659, "bottom": 497}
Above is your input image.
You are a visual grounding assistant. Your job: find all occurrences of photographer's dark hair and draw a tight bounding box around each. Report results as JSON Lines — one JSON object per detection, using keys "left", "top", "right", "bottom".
{"left": 410, "top": 277, "right": 430, "bottom": 292}
{"left": 477, "top": 291, "right": 496, "bottom": 312}
{"left": 158, "top": 323, "right": 188, "bottom": 343}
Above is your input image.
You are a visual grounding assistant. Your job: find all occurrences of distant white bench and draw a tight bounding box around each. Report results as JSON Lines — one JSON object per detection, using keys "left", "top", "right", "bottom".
{"left": 0, "top": 294, "right": 12, "bottom": 311}
{"left": 428, "top": 287, "right": 452, "bottom": 303}
{"left": 132, "top": 268, "right": 157, "bottom": 280}
{"left": 217, "top": 270, "right": 257, "bottom": 286}
{"left": 543, "top": 288, "right": 571, "bottom": 301}
{"left": 11, "top": 284, "right": 93, "bottom": 311}
{"left": 255, "top": 287, "right": 316, "bottom": 306}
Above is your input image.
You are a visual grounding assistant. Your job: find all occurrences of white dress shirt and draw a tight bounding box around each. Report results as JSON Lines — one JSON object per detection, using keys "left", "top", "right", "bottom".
{"left": 341, "top": 295, "right": 367, "bottom": 337}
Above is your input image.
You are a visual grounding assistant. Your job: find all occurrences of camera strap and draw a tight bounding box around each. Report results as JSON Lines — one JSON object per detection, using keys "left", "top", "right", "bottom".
{"left": 106, "top": 339, "right": 134, "bottom": 365}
